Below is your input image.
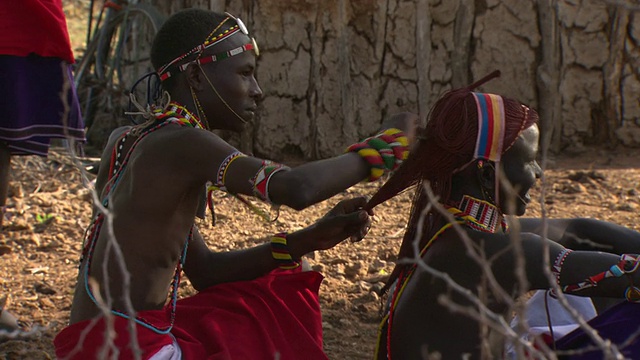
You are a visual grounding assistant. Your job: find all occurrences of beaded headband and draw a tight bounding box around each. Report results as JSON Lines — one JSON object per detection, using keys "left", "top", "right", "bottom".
{"left": 157, "top": 12, "right": 260, "bottom": 81}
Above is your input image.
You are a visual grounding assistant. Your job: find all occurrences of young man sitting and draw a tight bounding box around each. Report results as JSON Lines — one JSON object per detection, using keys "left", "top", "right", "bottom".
{"left": 54, "top": 9, "right": 415, "bottom": 360}
{"left": 365, "top": 71, "right": 640, "bottom": 359}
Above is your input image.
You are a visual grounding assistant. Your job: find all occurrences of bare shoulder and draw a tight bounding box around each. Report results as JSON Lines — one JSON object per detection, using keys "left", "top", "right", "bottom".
{"left": 137, "top": 126, "right": 240, "bottom": 183}
{"left": 144, "top": 125, "right": 229, "bottom": 153}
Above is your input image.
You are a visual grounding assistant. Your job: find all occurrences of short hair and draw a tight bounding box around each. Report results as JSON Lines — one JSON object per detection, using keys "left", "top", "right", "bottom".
{"left": 150, "top": 9, "right": 231, "bottom": 91}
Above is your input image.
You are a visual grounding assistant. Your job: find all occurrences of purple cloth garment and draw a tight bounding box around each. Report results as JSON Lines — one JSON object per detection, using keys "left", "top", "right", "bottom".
{"left": 0, "top": 54, "right": 85, "bottom": 156}
{"left": 555, "top": 302, "right": 640, "bottom": 359}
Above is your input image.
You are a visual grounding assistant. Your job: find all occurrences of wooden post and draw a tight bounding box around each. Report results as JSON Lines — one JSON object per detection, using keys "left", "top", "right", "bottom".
{"left": 536, "top": 0, "right": 562, "bottom": 154}
{"left": 451, "top": 0, "right": 475, "bottom": 89}
{"left": 416, "top": 0, "right": 432, "bottom": 125}
{"left": 603, "top": 5, "right": 629, "bottom": 147}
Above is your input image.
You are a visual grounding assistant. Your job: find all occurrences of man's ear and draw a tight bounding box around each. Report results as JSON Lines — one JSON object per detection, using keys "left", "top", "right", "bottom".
{"left": 477, "top": 161, "right": 495, "bottom": 191}
{"left": 185, "top": 63, "right": 205, "bottom": 92}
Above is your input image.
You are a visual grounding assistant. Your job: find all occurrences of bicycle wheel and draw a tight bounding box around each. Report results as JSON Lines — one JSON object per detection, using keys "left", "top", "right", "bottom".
{"left": 73, "top": 0, "right": 114, "bottom": 131}
{"left": 82, "top": 2, "right": 165, "bottom": 150}
{"left": 101, "top": 3, "right": 165, "bottom": 113}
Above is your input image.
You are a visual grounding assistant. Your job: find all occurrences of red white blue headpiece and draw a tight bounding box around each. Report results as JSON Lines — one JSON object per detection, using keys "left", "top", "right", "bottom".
{"left": 472, "top": 92, "right": 506, "bottom": 163}
{"left": 471, "top": 92, "right": 506, "bottom": 204}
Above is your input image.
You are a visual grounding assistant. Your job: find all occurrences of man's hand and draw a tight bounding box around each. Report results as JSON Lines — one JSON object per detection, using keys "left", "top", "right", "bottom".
{"left": 380, "top": 112, "right": 419, "bottom": 146}
{"left": 288, "top": 197, "right": 372, "bottom": 258}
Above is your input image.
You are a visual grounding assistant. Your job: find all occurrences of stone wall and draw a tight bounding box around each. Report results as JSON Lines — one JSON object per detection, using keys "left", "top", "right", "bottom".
{"left": 157, "top": 0, "right": 640, "bottom": 159}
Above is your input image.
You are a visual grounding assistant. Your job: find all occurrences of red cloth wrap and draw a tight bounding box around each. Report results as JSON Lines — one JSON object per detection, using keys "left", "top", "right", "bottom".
{"left": 0, "top": 0, "right": 75, "bottom": 63}
{"left": 55, "top": 269, "right": 328, "bottom": 360}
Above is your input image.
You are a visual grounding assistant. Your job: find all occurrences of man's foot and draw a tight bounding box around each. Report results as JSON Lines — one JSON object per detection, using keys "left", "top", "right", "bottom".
{"left": 0, "top": 308, "right": 21, "bottom": 332}
{"left": 0, "top": 297, "right": 23, "bottom": 333}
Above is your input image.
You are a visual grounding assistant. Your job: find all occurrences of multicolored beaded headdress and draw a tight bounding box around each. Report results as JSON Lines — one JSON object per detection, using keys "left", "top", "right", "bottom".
{"left": 472, "top": 93, "right": 505, "bottom": 163}
{"left": 157, "top": 12, "right": 260, "bottom": 81}
{"left": 470, "top": 91, "right": 530, "bottom": 206}
{"left": 471, "top": 92, "right": 506, "bottom": 205}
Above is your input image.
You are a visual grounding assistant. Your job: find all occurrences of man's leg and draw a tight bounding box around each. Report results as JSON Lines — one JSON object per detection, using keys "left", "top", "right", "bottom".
{"left": 0, "top": 146, "right": 20, "bottom": 332}
{"left": 0, "top": 143, "right": 10, "bottom": 228}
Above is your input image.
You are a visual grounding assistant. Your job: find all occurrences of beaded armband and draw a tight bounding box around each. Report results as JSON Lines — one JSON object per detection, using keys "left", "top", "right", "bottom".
{"left": 345, "top": 128, "right": 409, "bottom": 182}
{"left": 552, "top": 249, "right": 573, "bottom": 286}
{"left": 251, "top": 160, "right": 290, "bottom": 203}
{"left": 270, "top": 232, "right": 300, "bottom": 270}
{"left": 214, "top": 151, "right": 246, "bottom": 192}
{"left": 205, "top": 151, "right": 247, "bottom": 224}
{"left": 560, "top": 253, "right": 640, "bottom": 303}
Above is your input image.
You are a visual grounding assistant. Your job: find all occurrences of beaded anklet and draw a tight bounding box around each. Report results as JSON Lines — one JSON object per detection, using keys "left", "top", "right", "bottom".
{"left": 270, "top": 232, "right": 300, "bottom": 269}
{"left": 346, "top": 128, "right": 409, "bottom": 182}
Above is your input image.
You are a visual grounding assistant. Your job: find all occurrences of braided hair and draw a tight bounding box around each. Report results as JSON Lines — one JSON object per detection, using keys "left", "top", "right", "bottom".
{"left": 365, "top": 71, "right": 539, "bottom": 291}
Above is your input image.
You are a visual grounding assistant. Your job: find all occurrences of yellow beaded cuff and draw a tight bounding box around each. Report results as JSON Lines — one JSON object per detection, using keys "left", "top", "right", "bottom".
{"left": 270, "top": 232, "right": 300, "bottom": 270}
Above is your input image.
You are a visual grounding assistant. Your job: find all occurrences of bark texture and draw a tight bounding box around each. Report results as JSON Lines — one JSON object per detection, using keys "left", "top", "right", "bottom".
{"left": 154, "top": 0, "right": 640, "bottom": 159}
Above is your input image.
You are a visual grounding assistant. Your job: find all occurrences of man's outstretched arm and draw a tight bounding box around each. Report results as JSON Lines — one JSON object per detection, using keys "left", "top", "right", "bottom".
{"left": 180, "top": 113, "right": 418, "bottom": 211}
{"left": 183, "top": 197, "right": 371, "bottom": 291}
{"left": 519, "top": 218, "right": 640, "bottom": 254}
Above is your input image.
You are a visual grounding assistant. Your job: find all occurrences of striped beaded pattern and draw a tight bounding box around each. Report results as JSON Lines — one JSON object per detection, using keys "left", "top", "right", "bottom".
{"left": 472, "top": 92, "right": 505, "bottom": 162}
{"left": 346, "top": 128, "right": 409, "bottom": 182}
{"left": 270, "top": 232, "right": 300, "bottom": 270}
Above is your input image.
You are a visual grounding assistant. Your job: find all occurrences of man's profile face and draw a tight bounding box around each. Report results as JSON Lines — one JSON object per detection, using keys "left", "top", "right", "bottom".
{"left": 200, "top": 33, "right": 262, "bottom": 132}
{"left": 499, "top": 124, "right": 542, "bottom": 216}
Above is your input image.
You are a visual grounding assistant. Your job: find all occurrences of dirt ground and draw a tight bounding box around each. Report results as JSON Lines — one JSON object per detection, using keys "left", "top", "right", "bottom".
{"left": 1, "top": 2, "right": 638, "bottom": 358}
{"left": 0, "top": 146, "right": 638, "bottom": 359}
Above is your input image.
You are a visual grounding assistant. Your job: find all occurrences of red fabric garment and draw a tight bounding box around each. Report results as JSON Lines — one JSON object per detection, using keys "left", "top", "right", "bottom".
{"left": 0, "top": 0, "right": 75, "bottom": 63}
{"left": 55, "top": 269, "right": 327, "bottom": 360}
{"left": 173, "top": 268, "right": 327, "bottom": 360}
{"left": 53, "top": 308, "right": 189, "bottom": 360}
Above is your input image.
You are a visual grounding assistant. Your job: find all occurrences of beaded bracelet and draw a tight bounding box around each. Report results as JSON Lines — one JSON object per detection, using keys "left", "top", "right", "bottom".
{"left": 251, "top": 160, "right": 290, "bottom": 203}
{"left": 270, "top": 232, "right": 300, "bottom": 270}
{"left": 346, "top": 128, "right": 409, "bottom": 182}
{"left": 625, "top": 285, "right": 640, "bottom": 302}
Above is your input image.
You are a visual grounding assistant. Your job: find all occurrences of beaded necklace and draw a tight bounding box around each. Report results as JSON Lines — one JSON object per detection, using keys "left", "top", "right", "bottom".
{"left": 375, "top": 195, "right": 507, "bottom": 360}
{"left": 80, "top": 103, "right": 203, "bottom": 334}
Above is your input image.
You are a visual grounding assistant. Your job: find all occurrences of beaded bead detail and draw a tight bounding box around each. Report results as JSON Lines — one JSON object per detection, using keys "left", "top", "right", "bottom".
{"left": 270, "top": 232, "right": 300, "bottom": 270}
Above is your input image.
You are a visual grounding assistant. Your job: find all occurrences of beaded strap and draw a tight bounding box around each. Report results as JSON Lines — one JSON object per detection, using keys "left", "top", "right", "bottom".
{"left": 346, "top": 128, "right": 409, "bottom": 182}
{"left": 270, "top": 232, "right": 300, "bottom": 270}
{"left": 80, "top": 114, "right": 199, "bottom": 335}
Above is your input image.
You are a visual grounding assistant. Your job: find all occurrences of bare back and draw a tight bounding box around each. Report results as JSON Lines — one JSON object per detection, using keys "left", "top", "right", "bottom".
{"left": 387, "top": 223, "right": 563, "bottom": 359}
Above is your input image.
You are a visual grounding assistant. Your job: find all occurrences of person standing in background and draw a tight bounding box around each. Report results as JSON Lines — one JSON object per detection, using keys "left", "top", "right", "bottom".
{"left": 0, "top": 0, "right": 86, "bottom": 228}
{"left": 0, "top": 0, "right": 85, "bottom": 330}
